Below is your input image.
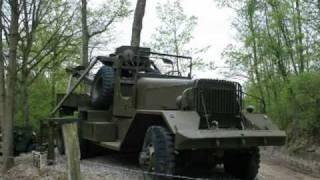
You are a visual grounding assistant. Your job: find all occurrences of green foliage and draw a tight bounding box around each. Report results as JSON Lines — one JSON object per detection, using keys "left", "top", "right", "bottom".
{"left": 218, "top": 0, "right": 320, "bottom": 144}
{"left": 15, "top": 68, "right": 70, "bottom": 129}
{"left": 245, "top": 72, "right": 320, "bottom": 138}
{"left": 144, "top": 0, "right": 210, "bottom": 75}
{"left": 151, "top": 0, "right": 197, "bottom": 53}
{"left": 0, "top": 0, "right": 131, "bottom": 129}
{"left": 16, "top": 77, "right": 52, "bottom": 129}
{"left": 86, "top": 0, "right": 131, "bottom": 47}
{"left": 288, "top": 73, "right": 320, "bottom": 132}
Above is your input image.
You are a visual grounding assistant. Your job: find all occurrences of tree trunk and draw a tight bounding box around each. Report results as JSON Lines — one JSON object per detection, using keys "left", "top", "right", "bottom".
{"left": 20, "top": 0, "right": 32, "bottom": 127}
{"left": 81, "top": 0, "right": 89, "bottom": 67}
{"left": 269, "top": 2, "right": 298, "bottom": 75}
{"left": 0, "top": 0, "right": 5, "bottom": 131}
{"left": 51, "top": 70, "right": 56, "bottom": 110}
{"left": 295, "top": 0, "right": 304, "bottom": 73}
{"left": 21, "top": 70, "right": 29, "bottom": 127}
{"left": 2, "top": 0, "right": 19, "bottom": 172}
{"left": 131, "top": 0, "right": 146, "bottom": 47}
{"left": 81, "top": 0, "right": 90, "bottom": 93}
{"left": 248, "top": 0, "right": 265, "bottom": 102}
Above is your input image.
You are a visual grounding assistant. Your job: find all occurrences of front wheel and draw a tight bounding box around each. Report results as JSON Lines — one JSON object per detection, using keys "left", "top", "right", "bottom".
{"left": 224, "top": 147, "right": 260, "bottom": 180}
{"left": 139, "top": 126, "right": 175, "bottom": 180}
{"left": 56, "top": 129, "right": 65, "bottom": 155}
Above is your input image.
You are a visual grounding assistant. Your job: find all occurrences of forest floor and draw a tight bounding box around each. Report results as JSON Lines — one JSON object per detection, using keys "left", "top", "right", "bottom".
{"left": 0, "top": 147, "right": 319, "bottom": 180}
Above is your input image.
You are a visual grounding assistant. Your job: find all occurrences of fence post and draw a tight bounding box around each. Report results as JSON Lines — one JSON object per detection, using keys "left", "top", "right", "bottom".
{"left": 62, "top": 123, "right": 81, "bottom": 180}
{"left": 47, "top": 121, "right": 55, "bottom": 165}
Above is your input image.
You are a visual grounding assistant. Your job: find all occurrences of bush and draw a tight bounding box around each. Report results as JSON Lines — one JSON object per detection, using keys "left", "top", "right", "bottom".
{"left": 244, "top": 72, "right": 320, "bottom": 144}
{"left": 288, "top": 72, "right": 320, "bottom": 135}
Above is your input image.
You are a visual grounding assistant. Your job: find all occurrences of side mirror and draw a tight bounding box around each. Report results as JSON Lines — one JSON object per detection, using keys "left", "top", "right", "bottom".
{"left": 162, "top": 58, "right": 173, "bottom": 64}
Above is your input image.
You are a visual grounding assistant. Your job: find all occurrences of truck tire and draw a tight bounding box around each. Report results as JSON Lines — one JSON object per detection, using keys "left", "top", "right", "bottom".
{"left": 224, "top": 147, "right": 260, "bottom": 180}
{"left": 91, "top": 66, "right": 114, "bottom": 109}
{"left": 139, "top": 126, "right": 175, "bottom": 180}
{"left": 56, "top": 130, "right": 65, "bottom": 155}
{"left": 79, "top": 138, "right": 90, "bottom": 159}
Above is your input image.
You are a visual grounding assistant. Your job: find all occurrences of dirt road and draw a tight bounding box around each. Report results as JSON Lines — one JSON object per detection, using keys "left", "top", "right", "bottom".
{"left": 2, "top": 152, "right": 319, "bottom": 180}
{"left": 82, "top": 153, "right": 319, "bottom": 180}
{"left": 259, "top": 160, "right": 319, "bottom": 180}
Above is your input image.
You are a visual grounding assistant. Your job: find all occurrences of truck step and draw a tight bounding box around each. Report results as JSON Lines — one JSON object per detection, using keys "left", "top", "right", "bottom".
{"left": 99, "top": 141, "right": 121, "bottom": 151}
{"left": 81, "top": 122, "right": 117, "bottom": 142}
{"left": 86, "top": 110, "right": 112, "bottom": 122}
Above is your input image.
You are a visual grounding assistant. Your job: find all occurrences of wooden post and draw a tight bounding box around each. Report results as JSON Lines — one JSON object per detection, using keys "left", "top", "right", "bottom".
{"left": 47, "top": 121, "right": 55, "bottom": 165}
{"left": 62, "top": 123, "right": 81, "bottom": 180}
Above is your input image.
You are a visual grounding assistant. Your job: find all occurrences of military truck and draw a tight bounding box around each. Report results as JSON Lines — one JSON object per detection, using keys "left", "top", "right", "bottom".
{"left": 0, "top": 126, "right": 36, "bottom": 156}
{"left": 54, "top": 46, "right": 286, "bottom": 180}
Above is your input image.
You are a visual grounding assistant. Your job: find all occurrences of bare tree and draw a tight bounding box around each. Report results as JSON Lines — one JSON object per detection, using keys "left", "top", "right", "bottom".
{"left": 81, "top": 0, "right": 89, "bottom": 67}
{"left": 0, "top": 0, "right": 4, "bottom": 131}
{"left": 81, "top": 0, "right": 130, "bottom": 66}
{"left": 2, "top": 0, "right": 19, "bottom": 172}
{"left": 18, "top": 0, "right": 78, "bottom": 126}
{"left": 80, "top": 0, "right": 129, "bottom": 93}
{"left": 131, "top": 0, "right": 146, "bottom": 47}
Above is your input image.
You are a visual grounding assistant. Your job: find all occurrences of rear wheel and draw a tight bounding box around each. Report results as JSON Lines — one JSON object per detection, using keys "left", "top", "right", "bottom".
{"left": 224, "top": 147, "right": 260, "bottom": 180}
{"left": 56, "top": 129, "right": 65, "bottom": 155}
{"left": 139, "top": 126, "right": 175, "bottom": 180}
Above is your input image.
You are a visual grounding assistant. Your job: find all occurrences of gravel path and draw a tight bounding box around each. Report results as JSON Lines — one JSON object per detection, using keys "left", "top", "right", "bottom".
{"left": 0, "top": 150, "right": 319, "bottom": 180}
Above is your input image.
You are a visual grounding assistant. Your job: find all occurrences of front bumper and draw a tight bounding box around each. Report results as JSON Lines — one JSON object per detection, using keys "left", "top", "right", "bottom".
{"left": 175, "top": 129, "right": 286, "bottom": 150}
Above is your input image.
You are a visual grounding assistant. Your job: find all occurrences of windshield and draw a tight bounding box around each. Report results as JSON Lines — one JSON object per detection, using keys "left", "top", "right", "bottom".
{"left": 148, "top": 51, "right": 192, "bottom": 78}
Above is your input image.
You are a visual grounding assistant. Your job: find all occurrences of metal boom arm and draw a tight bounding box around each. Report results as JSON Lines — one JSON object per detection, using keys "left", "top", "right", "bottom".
{"left": 50, "top": 58, "right": 98, "bottom": 116}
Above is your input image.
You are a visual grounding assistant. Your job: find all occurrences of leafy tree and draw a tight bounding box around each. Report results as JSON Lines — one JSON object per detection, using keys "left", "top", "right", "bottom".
{"left": 80, "top": 0, "right": 130, "bottom": 93}
{"left": 217, "top": 0, "right": 320, "bottom": 144}
{"left": 145, "top": 0, "right": 209, "bottom": 76}
{"left": 81, "top": 0, "right": 131, "bottom": 66}
{"left": 16, "top": 0, "right": 79, "bottom": 126}
{"left": 0, "top": 0, "right": 131, "bottom": 128}
{"left": 2, "top": 0, "right": 19, "bottom": 172}
{"left": 0, "top": 0, "right": 4, "bottom": 131}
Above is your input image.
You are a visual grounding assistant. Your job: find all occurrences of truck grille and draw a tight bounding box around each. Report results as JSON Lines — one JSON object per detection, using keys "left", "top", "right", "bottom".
{"left": 193, "top": 79, "right": 242, "bottom": 116}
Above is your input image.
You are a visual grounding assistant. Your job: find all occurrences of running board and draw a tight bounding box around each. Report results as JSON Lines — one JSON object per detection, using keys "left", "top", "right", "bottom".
{"left": 98, "top": 141, "right": 121, "bottom": 151}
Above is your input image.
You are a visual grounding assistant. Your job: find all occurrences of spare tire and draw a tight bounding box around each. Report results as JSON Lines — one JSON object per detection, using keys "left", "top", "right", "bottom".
{"left": 91, "top": 66, "right": 114, "bottom": 109}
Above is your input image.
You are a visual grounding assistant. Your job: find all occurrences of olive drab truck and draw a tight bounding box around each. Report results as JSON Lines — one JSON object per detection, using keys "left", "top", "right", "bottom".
{"left": 49, "top": 46, "right": 286, "bottom": 180}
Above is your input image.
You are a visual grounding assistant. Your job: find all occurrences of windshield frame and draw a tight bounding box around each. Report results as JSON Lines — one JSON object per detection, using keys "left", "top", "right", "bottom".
{"left": 148, "top": 51, "right": 193, "bottom": 78}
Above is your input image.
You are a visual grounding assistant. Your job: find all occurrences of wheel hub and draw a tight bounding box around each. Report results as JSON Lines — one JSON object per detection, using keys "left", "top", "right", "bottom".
{"left": 139, "top": 143, "right": 155, "bottom": 171}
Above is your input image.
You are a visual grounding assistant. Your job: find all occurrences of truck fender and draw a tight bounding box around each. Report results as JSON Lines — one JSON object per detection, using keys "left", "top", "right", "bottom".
{"left": 243, "top": 113, "right": 279, "bottom": 130}
{"left": 120, "top": 110, "right": 200, "bottom": 152}
{"left": 159, "top": 110, "right": 200, "bottom": 133}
